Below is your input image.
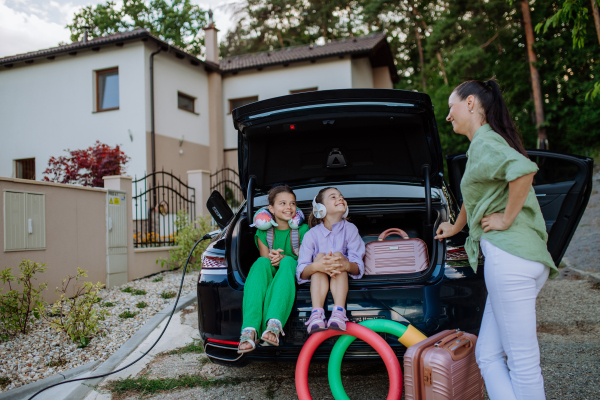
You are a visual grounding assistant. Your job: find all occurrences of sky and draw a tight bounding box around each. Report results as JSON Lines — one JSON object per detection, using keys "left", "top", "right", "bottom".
{"left": 0, "top": 0, "right": 236, "bottom": 58}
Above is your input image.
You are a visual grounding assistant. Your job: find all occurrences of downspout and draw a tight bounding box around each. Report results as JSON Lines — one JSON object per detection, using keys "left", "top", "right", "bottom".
{"left": 149, "top": 46, "right": 163, "bottom": 187}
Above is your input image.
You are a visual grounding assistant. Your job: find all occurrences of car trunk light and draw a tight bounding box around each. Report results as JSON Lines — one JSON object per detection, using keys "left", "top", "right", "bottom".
{"left": 202, "top": 255, "right": 226, "bottom": 269}
{"left": 207, "top": 338, "right": 239, "bottom": 345}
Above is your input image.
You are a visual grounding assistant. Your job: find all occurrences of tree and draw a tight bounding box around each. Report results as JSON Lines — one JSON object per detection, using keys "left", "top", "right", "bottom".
{"left": 43, "top": 141, "right": 130, "bottom": 188}
{"left": 67, "top": 0, "right": 207, "bottom": 56}
{"left": 535, "top": 0, "right": 600, "bottom": 100}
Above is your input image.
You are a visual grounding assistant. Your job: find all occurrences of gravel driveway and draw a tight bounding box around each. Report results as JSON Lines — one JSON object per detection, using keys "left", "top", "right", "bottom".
{"left": 96, "top": 171, "right": 600, "bottom": 400}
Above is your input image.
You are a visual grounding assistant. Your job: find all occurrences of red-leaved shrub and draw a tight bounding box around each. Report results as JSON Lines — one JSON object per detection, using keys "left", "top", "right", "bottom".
{"left": 43, "top": 141, "right": 130, "bottom": 187}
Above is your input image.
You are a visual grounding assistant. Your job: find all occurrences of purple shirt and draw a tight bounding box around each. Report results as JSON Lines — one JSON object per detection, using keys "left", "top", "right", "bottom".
{"left": 296, "top": 220, "right": 366, "bottom": 284}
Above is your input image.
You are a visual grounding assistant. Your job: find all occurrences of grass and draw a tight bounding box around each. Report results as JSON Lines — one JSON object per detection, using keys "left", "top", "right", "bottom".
{"left": 136, "top": 301, "right": 148, "bottom": 309}
{"left": 46, "top": 357, "right": 68, "bottom": 367}
{"left": 105, "top": 374, "right": 256, "bottom": 398}
{"left": 120, "top": 287, "right": 147, "bottom": 296}
{"left": 0, "top": 377, "right": 10, "bottom": 389}
{"left": 152, "top": 277, "right": 164, "bottom": 282}
{"left": 166, "top": 339, "right": 204, "bottom": 355}
{"left": 118, "top": 310, "right": 139, "bottom": 319}
{"left": 101, "top": 302, "right": 116, "bottom": 308}
{"left": 160, "top": 290, "right": 177, "bottom": 299}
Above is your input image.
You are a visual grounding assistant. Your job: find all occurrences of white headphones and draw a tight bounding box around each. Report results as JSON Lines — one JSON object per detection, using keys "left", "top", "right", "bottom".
{"left": 312, "top": 196, "right": 349, "bottom": 219}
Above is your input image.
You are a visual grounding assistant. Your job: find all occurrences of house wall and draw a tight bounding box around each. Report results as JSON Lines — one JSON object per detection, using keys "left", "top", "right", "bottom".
{"left": 0, "top": 178, "right": 107, "bottom": 304}
{"left": 0, "top": 42, "right": 148, "bottom": 182}
{"left": 372, "top": 66, "right": 394, "bottom": 89}
{"left": 221, "top": 58, "right": 353, "bottom": 150}
{"left": 351, "top": 57, "right": 375, "bottom": 88}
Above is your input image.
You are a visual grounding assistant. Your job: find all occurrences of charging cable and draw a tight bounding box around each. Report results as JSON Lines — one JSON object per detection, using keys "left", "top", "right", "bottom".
{"left": 28, "top": 233, "right": 212, "bottom": 400}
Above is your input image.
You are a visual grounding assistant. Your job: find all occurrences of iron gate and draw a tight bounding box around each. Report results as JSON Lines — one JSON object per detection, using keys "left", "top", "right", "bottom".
{"left": 133, "top": 170, "right": 195, "bottom": 248}
{"left": 210, "top": 168, "right": 243, "bottom": 212}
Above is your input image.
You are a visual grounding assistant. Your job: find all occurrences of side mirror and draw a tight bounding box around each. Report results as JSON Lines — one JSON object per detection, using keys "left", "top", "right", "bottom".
{"left": 206, "top": 190, "right": 234, "bottom": 229}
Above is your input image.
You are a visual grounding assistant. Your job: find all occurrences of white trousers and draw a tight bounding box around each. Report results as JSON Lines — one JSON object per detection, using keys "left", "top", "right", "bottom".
{"left": 476, "top": 238, "right": 550, "bottom": 400}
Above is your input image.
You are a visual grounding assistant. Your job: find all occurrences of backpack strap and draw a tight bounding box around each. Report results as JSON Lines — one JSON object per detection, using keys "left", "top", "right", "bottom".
{"left": 290, "top": 228, "right": 300, "bottom": 256}
{"left": 266, "top": 227, "right": 274, "bottom": 252}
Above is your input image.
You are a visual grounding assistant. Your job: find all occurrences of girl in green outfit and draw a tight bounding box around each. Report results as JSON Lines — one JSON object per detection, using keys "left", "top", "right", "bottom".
{"left": 238, "top": 185, "right": 309, "bottom": 353}
{"left": 435, "top": 80, "right": 554, "bottom": 400}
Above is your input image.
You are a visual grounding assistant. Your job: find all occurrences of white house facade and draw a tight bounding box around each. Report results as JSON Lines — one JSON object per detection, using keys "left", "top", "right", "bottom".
{"left": 0, "top": 27, "right": 399, "bottom": 183}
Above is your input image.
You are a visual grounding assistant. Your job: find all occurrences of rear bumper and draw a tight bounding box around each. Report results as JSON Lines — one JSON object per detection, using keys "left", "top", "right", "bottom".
{"left": 197, "top": 264, "right": 486, "bottom": 365}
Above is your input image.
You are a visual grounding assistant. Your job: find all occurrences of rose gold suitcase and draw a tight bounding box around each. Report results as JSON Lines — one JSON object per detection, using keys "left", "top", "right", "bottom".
{"left": 404, "top": 329, "right": 484, "bottom": 400}
{"left": 364, "top": 228, "right": 429, "bottom": 275}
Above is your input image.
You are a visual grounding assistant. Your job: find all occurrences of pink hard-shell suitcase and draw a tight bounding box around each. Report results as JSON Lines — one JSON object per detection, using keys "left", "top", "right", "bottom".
{"left": 364, "top": 228, "right": 429, "bottom": 275}
{"left": 404, "top": 329, "right": 484, "bottom": 400}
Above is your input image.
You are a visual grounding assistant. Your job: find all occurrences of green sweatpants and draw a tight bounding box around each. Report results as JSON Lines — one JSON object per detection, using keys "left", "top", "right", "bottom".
{"left": 241, "top": 256, "right": 297, "bottom": 334}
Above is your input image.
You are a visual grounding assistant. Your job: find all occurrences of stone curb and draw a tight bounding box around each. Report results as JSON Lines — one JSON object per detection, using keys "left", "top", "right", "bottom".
{"left": 563, "top": 264, "right": 600, "bottom": 284}
{"left": 10, "top": 291, "right": 197, "bottom": 400}
{"left": 0, "top": 360, "right": 101, "bottom": 400}
{"left": 62, "top": 291, "right": 198, "bottom": 400}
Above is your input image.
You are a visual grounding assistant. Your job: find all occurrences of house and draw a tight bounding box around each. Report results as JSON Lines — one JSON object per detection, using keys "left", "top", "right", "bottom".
{"left": 0, "top": 24, "right": 399, "bottom": 183}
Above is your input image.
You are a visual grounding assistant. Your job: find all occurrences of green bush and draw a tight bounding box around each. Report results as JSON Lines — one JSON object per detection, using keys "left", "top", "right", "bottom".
{"left": 136, "top": 301, "right": 147, "bottom": 309}
{"left": 132, "top": 289, "right": 147, "bottom": 296}
{"left": 43, "top": 268, "right": 108, "bottom": 347}
{"left": 157, "top": 211, "right": 212, "bottom": 270}
{"left": 120, "top": 287, "right": 133, "bottom": 293}
{"left": 119, "top": 310, "right": 138, "bottom": 319}
{"left": 160, "top": 290, "right": 176, "bottom": 299}
{"left": 101, "top": 302, "right": 116, "bottom": 308}
{"left": 0, "top": 260, "right": 48, "bottom": 336}
{"left": 152, "top": 277, "right": 163, "bottom": 282}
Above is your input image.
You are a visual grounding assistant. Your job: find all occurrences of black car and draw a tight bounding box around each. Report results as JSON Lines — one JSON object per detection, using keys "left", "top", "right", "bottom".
{"left": 197, "top": 89, "right": 593, "bottom": 366}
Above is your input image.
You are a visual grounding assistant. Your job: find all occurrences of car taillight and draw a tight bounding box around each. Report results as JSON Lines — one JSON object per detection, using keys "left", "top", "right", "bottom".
{"left": 202, "top": 254, "right": 226, "bottom": 269}
{"left": 207, "top": 338, "right": 239, "bottom": 345}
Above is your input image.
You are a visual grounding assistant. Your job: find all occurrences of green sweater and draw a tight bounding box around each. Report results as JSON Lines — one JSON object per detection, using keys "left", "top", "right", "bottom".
{"left": 254, "top": 224, "right": 310, "bottom": 260}
{"left": 462, "top": 124, "right": 558, "bottom": 279}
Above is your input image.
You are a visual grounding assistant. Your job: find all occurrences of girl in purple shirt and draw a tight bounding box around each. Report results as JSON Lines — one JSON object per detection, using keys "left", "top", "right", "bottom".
{"left": 297, "top": 187, "right": 365, "bottom": 334}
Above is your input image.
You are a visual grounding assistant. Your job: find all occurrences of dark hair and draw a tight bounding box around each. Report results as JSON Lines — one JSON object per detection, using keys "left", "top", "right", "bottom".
{"left": 267, "top": 184, "right": 295, "bottom": 206}
{"left": 308, "top": 187, "right": 348, "bottom": 228}
{"left": 453, "top": 80, "right": 528, "bottom": 158}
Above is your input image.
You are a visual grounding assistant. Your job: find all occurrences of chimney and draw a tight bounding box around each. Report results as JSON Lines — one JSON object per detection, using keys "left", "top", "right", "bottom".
{"left": 203, "top": 10, "right": 219, "bottom": 63}
{"left": 83, "top": 26, "right": 90, "bottom": 44}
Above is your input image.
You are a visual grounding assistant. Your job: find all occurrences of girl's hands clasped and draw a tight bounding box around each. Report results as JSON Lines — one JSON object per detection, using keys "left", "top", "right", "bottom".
{"left": 317, "top": 251, "right": 349, "bottom": 278}
{"left": 268, "top": 249, "right": 285, "bottom": 267}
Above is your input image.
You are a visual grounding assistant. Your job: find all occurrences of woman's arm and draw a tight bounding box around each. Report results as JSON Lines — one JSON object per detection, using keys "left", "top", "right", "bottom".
{"left": 481, "top": 172, "right": 535, "bottom": 232}
{"left": 435, "top": 203, "right": 468, "bottom": 241}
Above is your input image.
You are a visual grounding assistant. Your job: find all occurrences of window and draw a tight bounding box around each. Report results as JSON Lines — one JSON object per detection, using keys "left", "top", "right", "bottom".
{"left": 15, "top": 158, "right": 35, "bottom": 180}
{"left": 229, "top": 96, "right": 258, "bottom": 114}
{"left": 96, "top": 68, "right": 119, "bottom": 111}
{"left": 178, "top": 92, "right": 196, "bottom": 113}
{"left": 4, "top": 191, "right": 46, "bottom": 251}
{"left": 290, "top": 87, "right": 318, "bottom": 94}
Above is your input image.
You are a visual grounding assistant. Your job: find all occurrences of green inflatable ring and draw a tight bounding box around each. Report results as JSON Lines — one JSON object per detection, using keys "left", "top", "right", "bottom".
{"left": 328, "top": 320, "right": 408, "bottom": 400}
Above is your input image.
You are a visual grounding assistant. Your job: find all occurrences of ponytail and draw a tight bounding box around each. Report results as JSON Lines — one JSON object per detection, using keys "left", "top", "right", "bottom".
{"left": 454, "top": 80, "right": 528, "bottom": 158}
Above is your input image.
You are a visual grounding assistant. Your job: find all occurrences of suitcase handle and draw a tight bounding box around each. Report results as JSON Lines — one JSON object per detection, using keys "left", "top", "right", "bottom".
{"left": 444, "top": 338, "right": 473, "bottom": 361}
{"left": 378, "top": 228, "right": 410, "bottom": 241}
{"left": 434, "top": 331, "right": 463, "bottom": 348}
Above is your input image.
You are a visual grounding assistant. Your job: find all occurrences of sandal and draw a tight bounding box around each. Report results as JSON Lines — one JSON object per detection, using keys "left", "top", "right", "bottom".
{"left": 261, "top": 319, "right": 285, "bottom": 346}
{"left": 237, "top": 327, "right": 257, "bottom": 354}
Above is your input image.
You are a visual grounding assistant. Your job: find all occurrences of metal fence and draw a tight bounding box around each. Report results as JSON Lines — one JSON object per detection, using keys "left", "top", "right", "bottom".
{"left": 210, "top": 168, "right": 243, "bottom": 212}
{"left": 133, "top": 170, "right": 195, "bottom": 248}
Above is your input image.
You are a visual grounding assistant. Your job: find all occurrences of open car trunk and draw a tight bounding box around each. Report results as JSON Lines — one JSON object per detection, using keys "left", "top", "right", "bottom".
{"left": 229, "top": 201, "right": 444, "bottom": 286}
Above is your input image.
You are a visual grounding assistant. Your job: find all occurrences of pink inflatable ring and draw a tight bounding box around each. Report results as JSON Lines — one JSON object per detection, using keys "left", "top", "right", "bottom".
{"left": 295, "top": 322, "right": 402, "bottom": 400}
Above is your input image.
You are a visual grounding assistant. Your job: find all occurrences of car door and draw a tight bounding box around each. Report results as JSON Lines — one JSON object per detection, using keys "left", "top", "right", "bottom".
{"left": 446, "top": 151, "right": 593, "bottom": 265}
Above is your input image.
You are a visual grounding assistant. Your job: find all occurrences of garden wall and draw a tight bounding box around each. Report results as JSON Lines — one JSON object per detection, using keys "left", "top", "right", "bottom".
{"left": 0, "top": 177, "right": 107, "bottom": 303}
{"left": 1, "top": 176, "right": 173, "bottom": 304}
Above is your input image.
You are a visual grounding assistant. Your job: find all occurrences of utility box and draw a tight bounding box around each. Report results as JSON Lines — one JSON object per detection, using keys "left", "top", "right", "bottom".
{"left": 4, "top": 190, "right": 46, "bottom": 251}
{"left": 107, "top": 190, "right": 127, "bottom": 288}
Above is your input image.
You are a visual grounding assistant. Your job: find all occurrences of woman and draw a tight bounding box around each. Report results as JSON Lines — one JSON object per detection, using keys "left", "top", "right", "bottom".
{"left": 435, "top": 80, "right": 557, "bottom": 400}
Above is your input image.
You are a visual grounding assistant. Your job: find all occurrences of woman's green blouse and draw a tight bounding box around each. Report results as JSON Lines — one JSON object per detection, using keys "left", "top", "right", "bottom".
{"left": 461, "top": 124, "right": 558, "bottom": 279}
{"left": 254, "top": 224, "right": 310, "bottom": 260}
